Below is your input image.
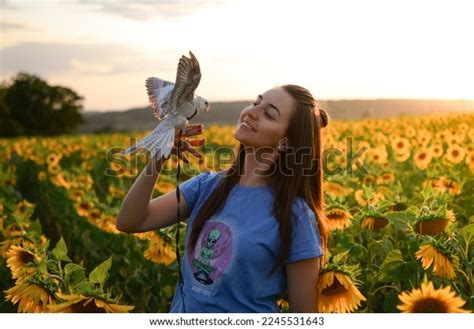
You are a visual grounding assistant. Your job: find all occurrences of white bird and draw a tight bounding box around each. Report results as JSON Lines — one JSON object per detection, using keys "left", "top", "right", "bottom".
{"left": 121, "top": 51, "right": 210, "bottom": 160}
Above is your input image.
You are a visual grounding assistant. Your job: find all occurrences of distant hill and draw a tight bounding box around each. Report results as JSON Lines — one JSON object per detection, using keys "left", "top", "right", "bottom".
{"left": 79, "top": 99, "right": 474, "bottom": 133}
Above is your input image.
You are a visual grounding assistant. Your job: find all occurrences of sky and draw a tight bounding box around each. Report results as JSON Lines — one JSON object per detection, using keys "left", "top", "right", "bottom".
{"left": 1, "top": 0, "right": 474, "bottom": 111}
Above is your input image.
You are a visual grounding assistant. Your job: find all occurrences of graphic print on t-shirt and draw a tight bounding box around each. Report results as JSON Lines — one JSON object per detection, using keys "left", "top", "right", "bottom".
{"left": 187, "top": 220, "right": 233, "bottom": 295}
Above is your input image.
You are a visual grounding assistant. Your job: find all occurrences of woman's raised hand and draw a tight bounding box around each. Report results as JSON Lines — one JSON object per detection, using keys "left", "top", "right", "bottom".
{"left": 163, "top": 123, "right": 206, "bottom": 163}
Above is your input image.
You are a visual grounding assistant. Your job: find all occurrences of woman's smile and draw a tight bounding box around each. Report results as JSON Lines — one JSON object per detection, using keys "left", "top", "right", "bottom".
{"left": 239, "top": 121, "right": 257, "bottom": 132}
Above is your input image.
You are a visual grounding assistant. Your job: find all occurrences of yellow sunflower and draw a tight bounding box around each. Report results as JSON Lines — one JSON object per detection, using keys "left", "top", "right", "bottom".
{"left": 46, "top": 153, "right": 62, "bottom": 166}
{"left": 376, "top": 172, "right": 395, "bottom": 185}
{"left": 47, "top": 292, "right": 134, "bottom": 313}
{"left": 413, "top": 148, "right": 433, "bottom": 170}
{"left": 415, "top": 244, "right": 455, "bottom": 279}
{"left": 362, "top": 174, "right": 377, "bottom": 186}
{"left": 323, "top": 181, "right": 353, "bottom": 197}
{"left": 143, "top": 235, "right": 176, "bottom": 266}
{"left": 394, "top": 150, "right": 411, "bottom": 163}
{"left": 75, "top": 200, "right": 94, "bottom": 217}
{"left": 317, "top": 270, "right": 367, "bottom": 313}
{"left": 354, "top": 189, "right": 384, "bottom": 206}
{"left": 430, "top": 143, "right": 444, "bottom": 158}
{"left": 445, "top": 145, "right": 465, "bottom": 164}
{"left": 325, "top": 208, "right": 352, "bottom": 231}
{"left": 4, "top": 279, "right": 56, "bottom": 313}
{"left": 465, "top": 152, "right": 474, "bottom": 172}
{"left": 397, "top": 281, "right": 470, "bottom": 313}
{"left": 156, "top": 180, "right": 176, "bottom": 195}
{"left": 37, "top": 171, "right": 47, "bottom": 181}
{"left": 5, "top": 245, "right": 40, "bottom": 279}
{"left": 51, "top": 173, "right": 72, "bottom": 190}
{"left": 14, "top": 199, "right": 35, "bottom": 218}
{"left": 368, "top": 146, "right": 388, "bottom": 164}
{"left": 441, "top": 177, "right": 462, "bottom": 196}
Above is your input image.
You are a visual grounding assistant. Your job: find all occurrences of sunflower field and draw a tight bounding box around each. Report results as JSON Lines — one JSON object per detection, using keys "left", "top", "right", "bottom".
{"left": 1, "top": 113, "right": 473, "bottom": 313}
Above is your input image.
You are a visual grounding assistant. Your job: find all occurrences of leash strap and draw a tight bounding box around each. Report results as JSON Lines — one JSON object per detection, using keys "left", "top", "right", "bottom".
{"left": 175, "top": 128, "right": 186, "bottom": 312}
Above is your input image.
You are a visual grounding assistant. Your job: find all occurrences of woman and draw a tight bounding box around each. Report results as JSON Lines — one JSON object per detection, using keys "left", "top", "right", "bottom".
{"left": 116, "top": 84, "right": 329, "bottom": 313}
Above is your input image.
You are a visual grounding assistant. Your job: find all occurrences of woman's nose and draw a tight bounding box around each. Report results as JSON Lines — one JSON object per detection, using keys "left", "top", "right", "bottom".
{"left": 246, "top": 106, "right": 259, "bottom": 119}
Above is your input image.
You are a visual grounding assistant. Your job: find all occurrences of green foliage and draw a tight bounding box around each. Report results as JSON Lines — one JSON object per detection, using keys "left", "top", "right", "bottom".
{"left": 0, "top": 72, "right": 84, "bottom": 137}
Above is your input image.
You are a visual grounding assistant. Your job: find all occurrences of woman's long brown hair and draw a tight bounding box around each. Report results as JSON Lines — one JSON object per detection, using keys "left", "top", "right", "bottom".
{"left": 186, "top": 84, "right": 329, "bottom": 278}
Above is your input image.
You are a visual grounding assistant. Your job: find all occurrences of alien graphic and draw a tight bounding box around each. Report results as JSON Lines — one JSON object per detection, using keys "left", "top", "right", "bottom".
{"left": 192, "top": 229, "right": 221, "bottom": 285}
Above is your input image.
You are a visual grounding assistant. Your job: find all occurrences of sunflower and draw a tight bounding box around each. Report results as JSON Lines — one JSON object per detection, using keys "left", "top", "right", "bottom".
{"left": 325, "top": 208, "right": 352, "bottom": 231}
{"left": 47, "top": 163, "right": 60, "bottom": 175}
{"left": 37, "top": 171, "right": 47, "bottom": 181}
{"left": 46, "top": 153, "right": 62, "bottom": 166}
{"left": 5, "top": 245, "right": 40, "bottom": 279}
{"left": 143, "top": 235, "right": 176, "bottom": 265}
{"left": 413, "top": 148, "right": 433, "bottom": 170}
{"left": 69, "top": 188, "right": 85, "bottom": 202}
{"left": 404, "top": 125, "right": 417, "bottom": 138}
{"left": 133, "top": 231, "right": 156, "bottom": 240}
{"left": 422, "top": 177, "right": 445, "bottom": 193}
{"left": 445, "top": 145, "right": 465, "bottom": 164}
{"left": 465, "top": 151, "right": 474, "bottom": 172}
{"left": 362, "top": 174, "right": 377, "bottom": 186}
{"left": 430, "top": 143, "right": 444, "bottom": 158}
{"left": 156, "top": 180, "right": 175, "bottom": 195}
{"left": 436, "top": 129, "right": 452, "bottom": 143}
{"left": 47, "top": 292, "right": 134, "bottom": 313}
{"left": 86, "top": 208, "right": 102, "bottom": 225}
{"left": 75, "top": 200, "right": 94, "bottom": 217}
{"left": 361, "top": 215, "right": 389, "bottom": 230}
{"left": 317, "top": 270, "right": 366, "bottom": 313}
{"left": 441, "top": 177, "right": 462, "bottom": 196}
{"left": 354, "top": 189, "right": 384, "bottom": 206}
{"left": 51, "top": 173, "right": 72, "bottom": 190}
{"left": 4, "top": 279, "right": 56, "bottom": 313}
{"left": 323, "top": 181, "right": 353, "bottom": 197}
{"left": 368, "top": 146, "right": 388, "bottom": 164}
{"left": 95, "top": 214, "right": 122, "bottom": 234}
{"left": 276, "top": 298, "right": 289, "bottom": 312}
{"left": 397, "top": 281, "right": 470, "bottom": 313}
{"left": 415, "top": 244, "right": 455, "bottom": 279}
{"left": 15, "top": 199, "right": 35, "bottom": 218}
{"left": 414, "top": 210, "right": 455, "bottom": 236}
{"left": 108, "top": 184, "right": 125, "bottom": 198}
{"left": 394, "top": 150, "right": 411, "bottom": 163}
{"left": 376, "top": 172, "right": 395, "bottom": 185}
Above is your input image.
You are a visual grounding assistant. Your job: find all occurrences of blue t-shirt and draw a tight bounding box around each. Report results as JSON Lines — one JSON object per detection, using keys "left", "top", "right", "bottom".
{"left": 169, "top": 170, "right": 323, "bottom": 313}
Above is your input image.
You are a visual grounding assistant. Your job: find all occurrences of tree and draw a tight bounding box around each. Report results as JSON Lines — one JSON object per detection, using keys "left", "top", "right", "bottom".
{"left": 0, "top": 72, "right": 84, "bottom": 137}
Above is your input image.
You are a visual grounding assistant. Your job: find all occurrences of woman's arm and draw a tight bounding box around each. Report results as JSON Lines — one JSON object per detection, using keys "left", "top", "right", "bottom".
{"left": 116, "top": 124, "right": 205, "bottom": 233}
{"left": 286, "top": 257, "right": 321, "bottom": 313}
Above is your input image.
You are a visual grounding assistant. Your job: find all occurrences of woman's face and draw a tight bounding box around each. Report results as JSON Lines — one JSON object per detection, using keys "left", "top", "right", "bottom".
{"left": 235, "top": 87, "right": 294, "bottom": 149}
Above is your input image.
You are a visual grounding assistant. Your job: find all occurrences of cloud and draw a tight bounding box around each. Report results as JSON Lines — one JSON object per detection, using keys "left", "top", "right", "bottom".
{"left": 75, "top": 0, "right": 227, "bottom": 21}
{"left": 0, "top": 41, "right": 177, "bottom": 77}
{"left": 0, "top": 21, "right": 30, "bottom": 31}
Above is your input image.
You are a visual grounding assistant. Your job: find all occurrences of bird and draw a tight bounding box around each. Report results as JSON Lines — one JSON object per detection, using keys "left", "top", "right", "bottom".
{"left": 121, "top": 50, "right": 210, "bottom": 160}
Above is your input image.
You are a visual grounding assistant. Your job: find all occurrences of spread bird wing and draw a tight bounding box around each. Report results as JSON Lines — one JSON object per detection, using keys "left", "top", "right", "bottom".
{"left": 145, "top": 77, "right": 175, "bottom": 120}
{"left": 169, "top": 51, "right": 201, "bottom": 115}
{"left": 121, "top": 114, "right": 176, "bottom": 160}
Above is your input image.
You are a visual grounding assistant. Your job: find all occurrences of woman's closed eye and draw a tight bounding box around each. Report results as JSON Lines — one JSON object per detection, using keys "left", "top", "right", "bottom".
{"left": 250, "top": 102, "right": 274, "bottom": 120}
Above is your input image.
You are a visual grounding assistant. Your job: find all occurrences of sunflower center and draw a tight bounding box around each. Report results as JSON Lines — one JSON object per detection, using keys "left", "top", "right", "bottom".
{"left": 412, "top": 298, "right": 448, "bottom": 313}
{"left": 328, "top": 211, "right": 346, "bottom": 221}
{"left": 20, "top": 251, "right": 35, "bottom": 264}
{"left": 322, "top": 279, "right": 348, "bottom": 296}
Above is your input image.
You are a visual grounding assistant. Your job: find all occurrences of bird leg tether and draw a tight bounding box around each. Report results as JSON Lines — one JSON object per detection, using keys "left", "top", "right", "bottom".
{"left": 175, "top": 128, "right": 186, "bottom": 312}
